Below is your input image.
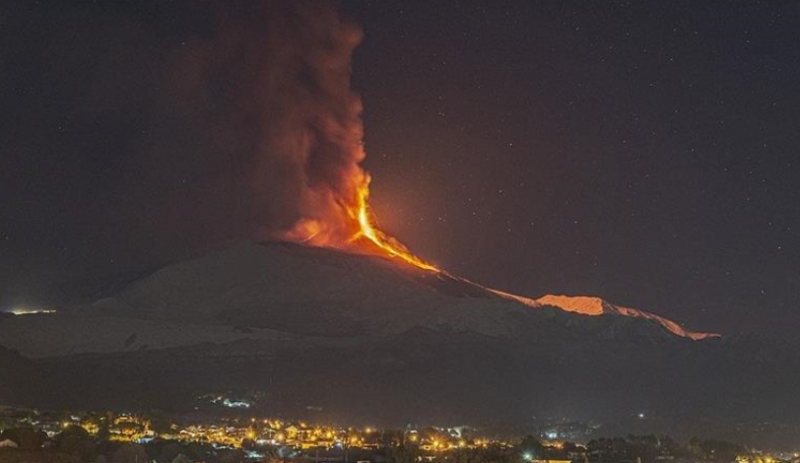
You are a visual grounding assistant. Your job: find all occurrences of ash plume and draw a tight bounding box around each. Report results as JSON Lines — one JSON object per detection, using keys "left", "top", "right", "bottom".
{"left": 167, "top": 0, "right": 432, "bottom": 268}
{"left": 174, "top": 0, "right": 369, "bottom": 245}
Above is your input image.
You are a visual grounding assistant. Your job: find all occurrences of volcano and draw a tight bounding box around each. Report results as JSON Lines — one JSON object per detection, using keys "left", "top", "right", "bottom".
{"left": 0, "top": 241, "right": 712, "bottom": 355}
{"left": 1, "top": 240, "right": 799, "bottom": 443}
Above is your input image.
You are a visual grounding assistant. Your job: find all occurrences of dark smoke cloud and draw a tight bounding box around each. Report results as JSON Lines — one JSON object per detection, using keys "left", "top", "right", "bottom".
{"left": 0, "top": 1, "right": 367, "bottom": 303}
{"left": 160, "top": 1, "right": 368, "bottom": 242}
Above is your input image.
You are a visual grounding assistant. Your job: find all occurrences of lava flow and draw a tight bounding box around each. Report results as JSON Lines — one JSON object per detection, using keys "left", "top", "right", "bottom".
{"left": 350, "top": 176, "right": 440, "bottom": 272}
{"left": 283, "top": 174, "right": 439, "bottom": 273}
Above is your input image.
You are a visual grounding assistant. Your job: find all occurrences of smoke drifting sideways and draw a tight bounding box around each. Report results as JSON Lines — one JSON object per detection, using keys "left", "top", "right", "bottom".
{"left": 0, "top": 0, "right": 384, "bottom": 302}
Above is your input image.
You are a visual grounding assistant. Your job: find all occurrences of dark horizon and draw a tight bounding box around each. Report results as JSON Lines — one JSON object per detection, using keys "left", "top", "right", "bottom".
{"left": 2, "top": 1, "right": 799, "bottom": 340}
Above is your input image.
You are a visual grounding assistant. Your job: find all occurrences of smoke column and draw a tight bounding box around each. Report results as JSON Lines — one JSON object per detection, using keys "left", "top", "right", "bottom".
{"left": 181, "top": 0, "right": 434, "bottom": 269}
{"left": 179, "top": 1, "right": 368, "bottom": 246}
{"left": 247, "top": 1, "right": 369, "bottom": 246}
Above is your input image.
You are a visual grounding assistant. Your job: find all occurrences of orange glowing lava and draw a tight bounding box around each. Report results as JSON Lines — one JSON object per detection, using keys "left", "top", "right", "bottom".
{"left": 350, "top": 176, "right": 440, "bottom": 272}
{"left": 283, "top": 174, "right": 439, "bottom": 272}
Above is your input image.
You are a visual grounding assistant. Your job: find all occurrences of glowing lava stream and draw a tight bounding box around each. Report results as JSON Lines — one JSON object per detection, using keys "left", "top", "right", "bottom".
{"left": 351, "top": 178, "right": 440, "bottom": 273}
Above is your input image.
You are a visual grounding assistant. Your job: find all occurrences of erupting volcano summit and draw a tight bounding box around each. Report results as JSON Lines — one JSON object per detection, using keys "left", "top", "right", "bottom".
{"left": 254, "top": 3, "right": 437, "bottom": 273}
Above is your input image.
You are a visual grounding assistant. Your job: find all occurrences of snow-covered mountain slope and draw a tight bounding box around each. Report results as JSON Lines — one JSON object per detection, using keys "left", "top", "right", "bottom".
{"left": 0, "top": 241, "right": 715, "bottom": 358}
{"left": 89, "top": 240, "right": 714, "bottom": 340}
{"left": 536, "top": 295, "right": 718, "bottom": 340}
{"left": 88, "top": 241, "right": 532, "bottom": 338}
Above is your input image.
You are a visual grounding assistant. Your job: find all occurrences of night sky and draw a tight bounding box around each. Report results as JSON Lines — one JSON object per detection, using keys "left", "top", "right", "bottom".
{"left": 2, "top": 1, "right": 799, "bottom": 339}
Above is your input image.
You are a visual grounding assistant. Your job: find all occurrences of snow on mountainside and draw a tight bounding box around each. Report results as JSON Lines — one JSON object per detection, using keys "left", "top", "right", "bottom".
{"left": 536, "top": 294, "right": 718, "bottom": 340}
{"left": 88, "top": 241, "right": 531, "bottom": 338}
{"left": 0, "top": 241, "right": 717, "bottom": 360}
{"left": 92, "top": 240, "right": 713, "bottom": 341}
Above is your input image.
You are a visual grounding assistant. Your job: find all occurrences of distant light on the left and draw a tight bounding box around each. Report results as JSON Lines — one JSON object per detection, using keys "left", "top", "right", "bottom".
{"left": 3, "top": 307, "right": 57, "bottom": 316}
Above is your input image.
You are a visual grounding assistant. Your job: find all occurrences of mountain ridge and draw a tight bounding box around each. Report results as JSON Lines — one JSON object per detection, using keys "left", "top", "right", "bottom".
{"left": 535, "top": 294, "right": 718, "bottom": 340}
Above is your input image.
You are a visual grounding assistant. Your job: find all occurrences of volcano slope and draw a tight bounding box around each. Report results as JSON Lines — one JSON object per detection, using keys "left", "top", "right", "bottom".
{"left": 1, "top": 241, "right": 798, "bottom": 436}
